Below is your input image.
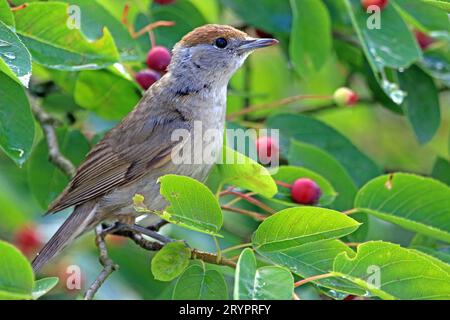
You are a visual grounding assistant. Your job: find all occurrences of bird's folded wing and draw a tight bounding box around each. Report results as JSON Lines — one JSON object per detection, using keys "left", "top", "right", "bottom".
{"left": 47, "top": 112, "right": 191, "bottom": 214}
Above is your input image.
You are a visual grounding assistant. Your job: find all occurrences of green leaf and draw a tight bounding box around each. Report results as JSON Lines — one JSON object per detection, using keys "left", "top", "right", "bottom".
{"left": 158, "top": 175, "right": 223, "bottom": 236}
{"left": 432, "top": 157, "right": 450, "bottom": 185}
{"left": 344, "top": 0, "right": 422, "bottom": 104}
{"left": 220, "top": 0, "right": 292, "bottom": 35}
{"left": 0, "top": 71, "right": 34, "bottom": 166}
{"left": 411, "top": 246, "right": 450, "bottom": 265}
{"left": 252, "top": 207, "right": 361, "bottom": 252}
{"left": 394, "top": 0, "right": 450, "bottom": 32}
{"left": 422, "top": 0, "right": 450, "bottom": 13}
{"left": 28, "top": 129, "right": 90, "bottom": 210}
{"left": 74, "top": 70, "right": 141, "bottom": 120}
{"left": 32, "top": 277, "right": 58, "bottom": 300}
{"left": 288, "top": 141, "right": 357, "bottom": 211}
{"left": 172, "top": 264, "right": 228, "bottom": 300}
{"left": 0, "top": 0, "right": 14, "bottom": 27}
{"left": 398, "top": 65, "right": 440, "bottom": 144}
{"left": 257, "top": 240, "right": 366, "bottom": 296}
{"left": 333, "top": 241, "right": 450, "bottom": 300}
{"left": 421, "top": 48, "right": 450, "bottom": 87}
{"left": 142, "top": 0, "right": 207, "bottom": 50}
{"left": 234, "top": 248, "right": 294, "bottom": 300}
{"left": 13, "top": 2, "right": 119, "bottom": 70}
{"left": 59, "top": 0, "right": 142, "bottom": 61}
{"left": 0, "top": 20, "right": 31, "bottom": 87}
{"left": 355, "top": 173, "right": 450, "bottom": 243}
{"left": 289, "top": 0, "right": 332, "bottom": 78}
{"left": 0, "top": 241, "right": 34, "bottom": 300}
{"left": 151, "top": 242, "right": 191, "bottom": 282}
{"left": 270, "top": 165, "right": 337, "bottom": 207}
{"left": 267, "top": 113, "right": 381, "bottom": 187}
{"left": 216, "top": 146, "right": 277, "bottom": 198}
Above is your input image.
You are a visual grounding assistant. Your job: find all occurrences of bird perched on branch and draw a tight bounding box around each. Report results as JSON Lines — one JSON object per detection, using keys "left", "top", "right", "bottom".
{"left": 32, "top": 24, "right": 278, "bottom": 272}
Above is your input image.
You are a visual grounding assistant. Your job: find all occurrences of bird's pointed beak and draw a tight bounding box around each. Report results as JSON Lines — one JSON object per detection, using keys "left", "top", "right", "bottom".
{"left": 237, "top": 38, "right": 279, "bottom": 52}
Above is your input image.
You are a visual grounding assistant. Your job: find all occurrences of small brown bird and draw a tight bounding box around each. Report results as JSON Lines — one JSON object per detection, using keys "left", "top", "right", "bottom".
{"left": 32, "top": 24, "right": 278, "bottom": 272}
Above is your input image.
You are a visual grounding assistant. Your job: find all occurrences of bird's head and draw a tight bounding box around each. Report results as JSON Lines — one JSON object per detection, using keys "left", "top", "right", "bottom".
{"left": 169, "top": 24, "right": 278, "bottom": 85}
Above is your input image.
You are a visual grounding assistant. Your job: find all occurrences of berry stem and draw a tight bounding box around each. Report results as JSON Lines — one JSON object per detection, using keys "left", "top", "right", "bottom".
{"left": 342, "top": 208, "right": 358, "bottom": 215}
{"left": 221, "top": 205, "right": 267, "bottom": 221}
{"left": 10, "top": 3, "right": 27, "bottom": 11}
{"left": 220, "top": 189, "right": 275, "bottom": 214}
{"left": 294, "top": 272, "right": 334, "bottom": 287}
{"left": 276, "top": 180, "right": 292, "bottom": 189}
{"left": 227, "top": 94, "right": 332, "bottom": 120}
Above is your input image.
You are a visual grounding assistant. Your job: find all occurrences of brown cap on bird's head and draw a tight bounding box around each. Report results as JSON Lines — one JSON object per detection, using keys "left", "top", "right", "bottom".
{"left": 180, "top": 24, "right": 248, "bottom": 47}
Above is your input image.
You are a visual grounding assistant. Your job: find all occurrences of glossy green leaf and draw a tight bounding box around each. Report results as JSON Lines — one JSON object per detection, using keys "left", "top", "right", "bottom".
{"left": 355, "top": 173, "right": 450, "bottom": 242}
{"left": 13, "top": 2, "right": 119, "bottom": 70}
{"left": 394, "top": 0, "right": 450, "bottom": 32}
{"left": 32, "top": 277, "right": 58, "bottom": 300}
{"left": 172, "top": 264, "right": 228, "bottom": 300}
{"left": 0, "top": 72, "right": 34, "bottom": 166}
{"left": 344, "top": 0, "right": 422, "bottom": 104}
{"left": 398, "top": 65, "right": 440, "bottom": 144}
{"left": 74, "top": 70, "right": 141, "bottom": 120}
{"left": 28, "top": 129, "right": 90, "bottom": 210}
{"left": 59, "top": 0, "right": 142, "bottom": 61}
{"left": 422, "top": 0, "right": 450, "bottom": 13}
{"left": 411, "top": 246, "right": 450, "bottom": 265}
{"left": 151, "top": 242, "right": 191, "bottom": 282}
{"left": 258, "top": 240, "right": 365, "bottom": 296}
{"left": 421, "top": 48, "right": 450, "bottom": 87}
{"left": 158, "top": 175, "right": 223, "bottom": 236}
{"left": 432, "top": 157, "right": 450, "bottom": 185}
{"left": 216, "top": 146, "right": 277, "bottom": 198}
{"left": 270, "top": 166, "right": 337, "bottom": 207}
{"left": 288, "top": 140, "right": 359, "bottom": 211}
{"left": 234, "top": 248, "right": 294, "bottom": 300}
{"left": 267, "top": 113, "right": 381, "bottom": 187}
{"left": 289, "top": 0, "right": 332, "bottom": 78}
{"left": 0, "top": 0, "right": 14, "bottom": 27}
{"left": 252, "top": 207, "right": 361, "bottom": 252}
{"left": 0, "top": 241, "right": 34, "bottom": 300}
{"left": 220, "top": 0, "right": 292, "bottom": 35}
{"left": 333, "top": 241, "right": 450, "bottom": 300}
{"left": 0, "top": 20, "right": 31, "bottom": 87}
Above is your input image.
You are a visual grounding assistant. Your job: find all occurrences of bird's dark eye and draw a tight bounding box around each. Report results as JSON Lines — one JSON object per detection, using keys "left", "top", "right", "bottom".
{"left": 215, "top": 38, "right": 228, "bottom": 49}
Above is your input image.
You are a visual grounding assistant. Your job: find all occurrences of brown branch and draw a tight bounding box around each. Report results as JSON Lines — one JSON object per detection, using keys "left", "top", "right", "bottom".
{"left": 191, "top": 249, "right": 237, "bottom": 269}
{"left": 28, "top": 95, "right": 76, "bottom": 178}
{"left": 84, "top": 225, "right": 119, "bottom": 300}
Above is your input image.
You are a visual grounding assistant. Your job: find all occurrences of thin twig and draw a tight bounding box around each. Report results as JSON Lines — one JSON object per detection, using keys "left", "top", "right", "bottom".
{"left": 220, "top": 190, "right": 275, "bottom": 214}
{"left": 28, "top": 94, "right": 76, "bottom": 178}
{"left": 342, "top": 208, "right": 358, "bottom": 215}
{"left": 226, "top": 94, "right": 332, "bottom": 120}
{"left": 294, "top": 273, "right": 335, "bottom": 288}
{"left": 84, "top": 226, "right": 119, "bottom": 300}
{"left": 221, "top": 205, "right": 267, "bottom": 221}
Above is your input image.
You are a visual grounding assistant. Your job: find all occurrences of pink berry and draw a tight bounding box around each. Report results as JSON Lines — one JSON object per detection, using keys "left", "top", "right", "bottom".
{"left": 154, "top": 0, "right": 176, "bottom": 4}
{"left": 333, "top": 87, "right": 359, "bottom": 107}
{"left": 135, "top": 69, "right": 160, "bottom": 90}
{"left": 146, "top": 46, "right": 171, "bottom": 72}
{"left": 415, "top": 31, "right": 434, "bottom": 50}
{"left": 291, "top": 178, "right": 321, "bottom": 205}
{"left": 256, "top": 136, "right": 279, "bottom": 163}
{"left": 361, "top": 0, "right": 388, "bottom": 10}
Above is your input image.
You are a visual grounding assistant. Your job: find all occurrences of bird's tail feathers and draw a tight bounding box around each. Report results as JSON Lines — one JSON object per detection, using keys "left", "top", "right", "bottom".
{"left": 32, "top": 202, "right": 97, "bottom": 273}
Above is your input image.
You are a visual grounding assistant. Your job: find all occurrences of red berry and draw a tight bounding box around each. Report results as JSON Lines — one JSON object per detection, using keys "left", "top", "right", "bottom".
{"left": 256, "top": 136, "right": 279, "bottom": 163}
{"left": 415, "top": 30, "right": 434, "bottom": 50}
{"left": 333, "top": 87, "right": 359, "bottom": 107}
{"left": 361, "top": 0, "right": 388, "bottom": 10}
{"left": 154, "top": 0, "right": 176, "bottom": 4}
{"left": 291, "top": 178, "right": 322, "bottom": 205}
{"left": 146, "top": 46, "right": 171, "bottom": 72}
{"left": 135, "top": 69, "right": 160, "bottom": 90}
{"left": 14, "top": 224, "right": 42, "bottom": 256}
